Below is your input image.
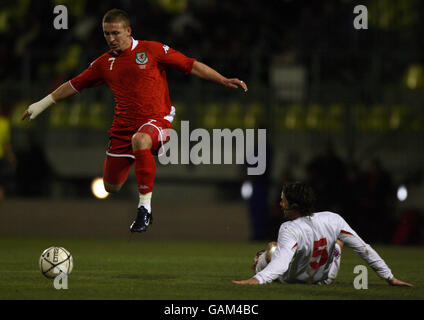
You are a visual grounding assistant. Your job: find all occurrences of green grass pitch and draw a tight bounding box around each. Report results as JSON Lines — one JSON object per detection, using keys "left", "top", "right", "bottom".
{"left": 0, "top": 236, "right": 422, "bottom": 300}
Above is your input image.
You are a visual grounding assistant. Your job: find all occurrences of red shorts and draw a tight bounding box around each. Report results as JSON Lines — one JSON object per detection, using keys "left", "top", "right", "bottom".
{"left": 103, "top": 118, "right": 172, "bottom": 185}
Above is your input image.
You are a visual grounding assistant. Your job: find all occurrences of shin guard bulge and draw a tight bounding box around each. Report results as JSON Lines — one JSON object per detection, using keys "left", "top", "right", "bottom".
{"left": 134, "top": 149, "right": 156, "bottom": 194}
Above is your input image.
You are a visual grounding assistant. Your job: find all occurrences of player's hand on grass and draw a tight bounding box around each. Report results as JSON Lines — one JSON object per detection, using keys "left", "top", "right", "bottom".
{"left": 389, "top": 277, "right": 413, "bottom": 287}
{"left": 222, "top": 78, "right": 248, "bottom": 92}
{"left": 232, "top": 277, "right": 260, "bottom": 285}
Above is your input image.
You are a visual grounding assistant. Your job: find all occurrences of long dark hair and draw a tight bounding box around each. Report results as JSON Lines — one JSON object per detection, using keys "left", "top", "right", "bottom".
{"left": 282, "top": 182, "right": 316, "bottom": 216}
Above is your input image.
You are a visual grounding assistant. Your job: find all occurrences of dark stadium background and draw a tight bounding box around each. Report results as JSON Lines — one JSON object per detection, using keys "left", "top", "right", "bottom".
{"left": 1, "top": 0, "right": 424, "bottom": 246}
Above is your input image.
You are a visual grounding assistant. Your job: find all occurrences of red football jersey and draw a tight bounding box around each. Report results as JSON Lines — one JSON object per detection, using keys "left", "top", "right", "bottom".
{"left": 70, "top": 39, "right": 196, "bottom": 127}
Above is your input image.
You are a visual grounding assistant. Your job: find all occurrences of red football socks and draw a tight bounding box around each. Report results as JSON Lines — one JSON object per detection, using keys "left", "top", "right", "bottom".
{"left": 134, "top": 149, "right": 156, "bottom": 194}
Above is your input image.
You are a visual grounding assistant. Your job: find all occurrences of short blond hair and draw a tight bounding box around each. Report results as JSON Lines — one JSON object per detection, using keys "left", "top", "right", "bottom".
{"left": 102, "top": 9, "right": 130, "bottom": 28}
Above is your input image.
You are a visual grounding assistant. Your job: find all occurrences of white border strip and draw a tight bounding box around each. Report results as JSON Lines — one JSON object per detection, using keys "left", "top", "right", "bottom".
{"left": 68, "top": 80, "right": 79, "bottom": 93}
{"left": 106, "top": 152, "right": 135, "bottom": 159}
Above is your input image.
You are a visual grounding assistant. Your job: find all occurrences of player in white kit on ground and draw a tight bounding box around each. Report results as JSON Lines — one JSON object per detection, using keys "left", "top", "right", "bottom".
{"left": 232, "top": 182, "right": 413, "bottom": 286}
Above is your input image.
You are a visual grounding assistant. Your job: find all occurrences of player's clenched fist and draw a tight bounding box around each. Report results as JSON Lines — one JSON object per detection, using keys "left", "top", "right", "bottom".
{"left": 22, "top": 94, "right": 56, "bottom": 121}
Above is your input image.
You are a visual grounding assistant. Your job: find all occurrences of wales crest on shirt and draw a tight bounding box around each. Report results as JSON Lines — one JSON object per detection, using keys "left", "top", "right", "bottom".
{"left": 136, "top": 51, "right": 148, "bottom": 65}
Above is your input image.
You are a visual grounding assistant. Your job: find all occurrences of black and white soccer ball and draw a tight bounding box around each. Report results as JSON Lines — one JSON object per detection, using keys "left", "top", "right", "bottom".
{"left": 39, "top": 246, "right": 73, "bottom": 279}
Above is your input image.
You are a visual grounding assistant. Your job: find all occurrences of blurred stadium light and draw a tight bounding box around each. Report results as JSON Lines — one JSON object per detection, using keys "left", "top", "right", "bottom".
{"left": 397, "top": 185, "right": 408, "bottom": 202}
{"left": 240, "top": 181, "right": 253, "bottom": 200}
{"left": 91, "top": 177, "right": 109, "bottom": 199}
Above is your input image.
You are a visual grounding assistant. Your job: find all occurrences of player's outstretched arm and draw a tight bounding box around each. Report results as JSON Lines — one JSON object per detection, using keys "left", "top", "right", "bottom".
{"left": 388, "top": 277, "right": 413, "bottom": 287}
{"left": 22, "top": 81, "right": 77, "bottom": 121}
{"left": 232, "top": 278, "right": 260, "bottom": 285}
{"left": 337, "top": 221, "right": 414, "bottom": 288}
{"left": 190, "top": 61, "right": 248, "bottom": 92}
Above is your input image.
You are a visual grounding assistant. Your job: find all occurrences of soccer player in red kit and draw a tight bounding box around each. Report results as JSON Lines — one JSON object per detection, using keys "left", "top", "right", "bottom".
{"left": 22, "top": 9, "right": 248, "bottom": 233}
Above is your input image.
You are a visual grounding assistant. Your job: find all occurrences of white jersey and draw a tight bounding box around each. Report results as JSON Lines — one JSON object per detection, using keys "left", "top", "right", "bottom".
{"left": 254, "top": 211, "right": 393, "bottom": 284}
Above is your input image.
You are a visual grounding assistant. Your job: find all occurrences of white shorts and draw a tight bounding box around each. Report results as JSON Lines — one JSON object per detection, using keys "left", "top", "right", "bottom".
{"left": 317, "top": 243, "right": 342, "bottom": 285}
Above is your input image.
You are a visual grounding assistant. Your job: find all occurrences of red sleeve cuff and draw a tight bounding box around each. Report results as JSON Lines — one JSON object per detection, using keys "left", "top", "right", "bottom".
{"left": 185, "top": 58, "right": 196, "bottom": 75}
{"left": 68, "top": 80, "right": 80, "bottom": 93}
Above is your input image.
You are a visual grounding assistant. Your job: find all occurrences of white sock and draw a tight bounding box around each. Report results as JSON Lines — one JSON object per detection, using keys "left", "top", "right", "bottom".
{"left": 138, "top": 192, "right": 152, "bottom": 213}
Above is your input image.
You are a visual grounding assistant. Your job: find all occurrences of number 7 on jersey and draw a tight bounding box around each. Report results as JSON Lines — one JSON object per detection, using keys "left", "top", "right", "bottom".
{"left": 108, "top": 57, "right": 116, "bottom": 70}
